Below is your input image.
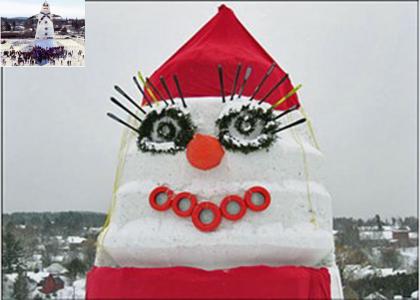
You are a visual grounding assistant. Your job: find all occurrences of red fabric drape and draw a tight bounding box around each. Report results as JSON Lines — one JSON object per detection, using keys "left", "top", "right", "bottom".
{"left": 86, "top": 265, "right": 330, "bottom": 299}
{"left": 145, "top": 5, "right": 299, "bottom": 110}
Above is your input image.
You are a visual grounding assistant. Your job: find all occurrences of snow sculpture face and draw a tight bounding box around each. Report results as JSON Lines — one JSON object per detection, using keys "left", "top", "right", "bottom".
{"left": 113, "top": 95, "right": 316, "bottom": 235}
{"left": 138, "top": 98, "right": 280, "bottom": 231}
{"left": 104, "top": 84, "right": 333, "bottom": 269}
{"left": 41, "top": 2, "right": 50, "bottom": 14}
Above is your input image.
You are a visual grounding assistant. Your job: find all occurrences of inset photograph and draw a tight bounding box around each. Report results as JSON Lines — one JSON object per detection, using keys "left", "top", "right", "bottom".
{"left": 1, "top": 0, "right": 85, "bottom": 67}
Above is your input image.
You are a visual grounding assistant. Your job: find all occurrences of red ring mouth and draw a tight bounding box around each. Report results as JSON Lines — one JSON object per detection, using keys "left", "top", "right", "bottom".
{"left": 149, "top": 186, "right": 271, "bottom": 232}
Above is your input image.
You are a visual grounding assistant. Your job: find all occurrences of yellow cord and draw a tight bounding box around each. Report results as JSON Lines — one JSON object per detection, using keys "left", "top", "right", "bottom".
{"left": 272, "top": 84, "right": 302, "bottom": 109}
{"left": 299, "top": 106, "right": 321, "bottom": 150}
{"left": 97, "top": 119, "right": 132, "bottom": 249}
{"left": 288, "top": 112, "right": 319, "bottom": 228}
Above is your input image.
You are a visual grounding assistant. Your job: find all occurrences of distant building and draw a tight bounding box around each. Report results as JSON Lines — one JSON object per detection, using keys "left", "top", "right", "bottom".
{"left": 1, "top": 18, "right": 8, "bottom": 31}
{"left": 40, "top": 274, "right": 65, "bottom": 294}
{"left": 359, "top": 225, "right": 417, "bottom": 248}
{"left": 67, "top": 236, "right": 86, "bottom": 249}
{"left": 45, "top": 263, "right": 68, "bottom": 275}
{"left": 391, "top": 228, "right": 410, "bottom": 248}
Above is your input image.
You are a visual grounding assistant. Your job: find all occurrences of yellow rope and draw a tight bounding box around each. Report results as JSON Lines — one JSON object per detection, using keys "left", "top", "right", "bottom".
{"left": 299, "top": 106, "right": 321, "bottom": 150}
{"left": 97, "top": 120, "right": 132, "bottom": 248}
{"left": 272, "top": 84, "right": 302, "bottom": 109}
{"left": 98, "top": 70, "right": 154, "bottom": 251}
{"left": 137, "top": 70, "right": 159, "bottom": 105}
{"left": 288, "top": 113, "right": 319, "bottom": 228}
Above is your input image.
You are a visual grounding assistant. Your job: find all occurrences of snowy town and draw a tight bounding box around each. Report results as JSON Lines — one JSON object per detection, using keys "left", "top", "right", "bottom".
{"left": 1, "top": 212, "right": 418, "bottom": 299}
{"left": 1, "top": 1, "right": 85, "bottom": 67}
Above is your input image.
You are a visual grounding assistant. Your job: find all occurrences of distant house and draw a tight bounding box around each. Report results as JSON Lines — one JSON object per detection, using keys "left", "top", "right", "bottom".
{"left": 67, "top": 236, "right": 86, "bottom": 250}
{"left": 45, "top": 263, "right": 68, "bottom": 275}
{"left": 391, "top": 228, "right": 411, "bottom": 247}
{"left": 40, "top": 274, "right": 64, "bottom": 294}
{"left": 359, "top": 225, "right": 417, "bottom": 248}
{"left": 67, "top": 236, "right": 86, "bottom": 245}
{"left": 1, "top": 18, "right": 8, "bottom": 31}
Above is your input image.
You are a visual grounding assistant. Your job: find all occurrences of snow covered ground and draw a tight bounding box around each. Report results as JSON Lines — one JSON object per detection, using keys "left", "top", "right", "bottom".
{"left": 400, "top": 247, "right": 418, "bottom": 269}
{"left": 342, "top": 247, "right": 418, "bottom": 281}
{"left": 3, "top": 273, "right": 86, "bottom": 300}
{"left": 343, "top": 264, "right": 408, "bottom": 281}
{"left": 1, "top": 37, "right": 85, "bottom": 67}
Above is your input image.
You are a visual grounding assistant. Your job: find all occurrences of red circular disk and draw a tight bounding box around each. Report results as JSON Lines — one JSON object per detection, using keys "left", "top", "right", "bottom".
{"left": 186, "top": 134, "right": 225, "bottom": 171}
{"left": 220, "top": 195, "right": 247, "bottom": 221}
{"left": 244, "top": 186, "right": 271, "bottom": 212}
{"left": 192, "top": 202, "right": 222, "bottom": 232}
{"left": 172, "top": 192, "right": 197, "bottom": 217}
{"left": 149, "top": 186, "right": 174, "bottom": 211}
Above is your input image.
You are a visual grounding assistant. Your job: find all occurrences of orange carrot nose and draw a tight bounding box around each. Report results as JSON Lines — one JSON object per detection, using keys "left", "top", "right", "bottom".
{"left": 186, "top": 134, "right": 225, "bottom": 171}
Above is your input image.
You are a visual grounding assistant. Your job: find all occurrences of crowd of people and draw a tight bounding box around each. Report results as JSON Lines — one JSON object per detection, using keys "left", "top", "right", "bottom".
{"left": 2, "top": 46, "right": 84, "bottom": 66}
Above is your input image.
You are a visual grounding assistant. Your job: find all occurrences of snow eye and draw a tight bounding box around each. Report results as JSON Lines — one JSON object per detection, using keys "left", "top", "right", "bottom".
{"left": 156, "top": 121, "right": 176, "bottom": 140}
{"left": 137, "top": 108, "right": 196, "bottom": 154}
{"left": 216, "top": 104, "right": 278, "bottom": 154}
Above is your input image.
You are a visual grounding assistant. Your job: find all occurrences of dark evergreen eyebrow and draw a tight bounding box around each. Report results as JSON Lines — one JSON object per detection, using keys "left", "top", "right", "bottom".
{"left": 249, "top": 62, "right": 276, "bottom": 101}
{"left": 230, "top": 63, "right": 242, "bottom": 101}
{"left": 114, "top": 85, "right": 146, "bottom": 114}
{"left": 218, "top": 64, "right": 226, "bottom": 103}
{"left": 146, "top": 77, "right": 169, "bottom": 107}
{"left": 110, "top": 96, "right": 143, "bottom": 123}
{"left": 106, "top": 112, "right": 139, "bottom": 133}
{"left": 257, "top": 73, "right": 289, "bottom": 105}
{"left": 132, "top": 76, "right": 152, "bottom": 107}
{"left": 173, "top": 74, "right": 187, "bottom": 108}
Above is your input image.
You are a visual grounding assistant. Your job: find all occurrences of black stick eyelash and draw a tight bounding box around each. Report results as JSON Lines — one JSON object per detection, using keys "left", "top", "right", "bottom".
{"left": 114, "top": 85, "right": 146, "bottom": 114}
{"left": 173, "top": 75, "right": 187, "bottom": 108}
{"left": 272, "top": 104, "right": 298, "bottom": 121}
{"left": 132, "top": 76, "right": 152, "bottom": 108}
{"left": 237, "top": 66, "right": 252, "bottom": 99}
{"left": 258, "top": 73, "right": 289, "bottom": 105}
{"left": 271, "top": 118, "right": 306, "bottom": 134}
{"left": 107, "top": 112, "right": 139, "bottom": 133}
{"left": 110, "top": 96, "right": 143, "bottom": 123}
{"left": 230, "top": 63, "right": 242, "bottom": 101}
{"left": 160, "top": 76, "right": 175, "bottom": 105}
{"left": 146, "top": 77, "right": 169, "bottom": 107}
{"left": 218, "top": 64, "right": 226, "bottom": 103}
{"left": 249, "top": 62, "right": 276, "bottom": 101}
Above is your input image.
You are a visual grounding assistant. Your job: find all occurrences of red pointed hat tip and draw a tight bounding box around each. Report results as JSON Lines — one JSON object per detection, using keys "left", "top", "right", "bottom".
{"left": 218, "top": 4, "right": 230, "bottom": 12}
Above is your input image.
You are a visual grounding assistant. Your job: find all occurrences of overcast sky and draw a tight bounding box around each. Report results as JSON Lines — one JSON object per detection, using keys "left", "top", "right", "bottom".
{"left": 1, "top": 0, "right": 85, "bottom": 18}
{"left": 2, "top": 2, "right": 417, "bottom": 218}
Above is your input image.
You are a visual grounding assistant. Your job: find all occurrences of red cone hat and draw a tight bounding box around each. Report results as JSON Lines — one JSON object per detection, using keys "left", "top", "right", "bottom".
{"left": 145, "top": 5, "right": 299, "bottom": 110}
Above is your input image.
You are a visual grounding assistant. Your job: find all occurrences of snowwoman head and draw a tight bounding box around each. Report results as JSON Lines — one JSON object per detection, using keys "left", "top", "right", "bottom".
{"left": 41, "top": 1, "right": 50, "bottom": 14}
{"left": 95, "top": 5, "right": 334, "bottom": 272}
{"left": 107, "top": 66, "right": 306, "bottom": 232}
